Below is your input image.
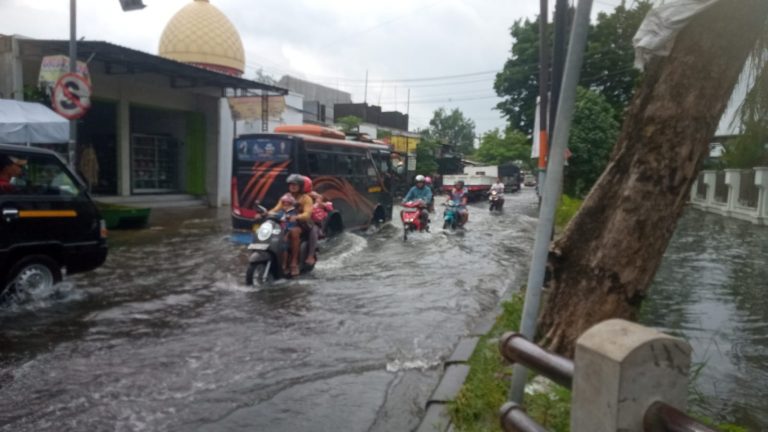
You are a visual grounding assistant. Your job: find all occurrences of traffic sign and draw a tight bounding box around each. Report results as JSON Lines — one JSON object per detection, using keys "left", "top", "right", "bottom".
{"left": 52, "top": 73, "right": 92, "bottom": 120}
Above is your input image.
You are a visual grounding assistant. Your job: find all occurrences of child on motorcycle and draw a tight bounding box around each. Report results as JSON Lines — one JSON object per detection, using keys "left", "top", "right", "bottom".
{"left": 306, "top": 191, "right": 333, "bottom": 265}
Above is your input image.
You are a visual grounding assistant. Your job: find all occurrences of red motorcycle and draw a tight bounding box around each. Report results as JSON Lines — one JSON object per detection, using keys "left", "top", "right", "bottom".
{"left": 401, "top": 200, "right": 429, "bottom": 241}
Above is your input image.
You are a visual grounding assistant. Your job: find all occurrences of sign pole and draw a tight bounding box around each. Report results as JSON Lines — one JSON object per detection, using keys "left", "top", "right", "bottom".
{"left": 68, "top": 0, "right": 77, "bottom": 168}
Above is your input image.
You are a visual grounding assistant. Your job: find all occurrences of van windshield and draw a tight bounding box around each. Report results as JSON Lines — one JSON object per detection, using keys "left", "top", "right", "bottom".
{"left": 234, "top": 138, "right": 292, "bottom": 163}
{"left": 0, "top": 152, "right": 83, "bottom": 197}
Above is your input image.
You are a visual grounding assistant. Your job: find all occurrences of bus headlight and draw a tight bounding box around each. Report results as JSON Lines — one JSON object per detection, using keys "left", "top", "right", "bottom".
{"left": 257, "top": 221, "right": 275, "bottom": 241}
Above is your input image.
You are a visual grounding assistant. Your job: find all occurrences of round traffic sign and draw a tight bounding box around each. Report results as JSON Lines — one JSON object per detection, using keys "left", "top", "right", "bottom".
{"left": 52, "top": 73, "right": 92, "bottom": 120}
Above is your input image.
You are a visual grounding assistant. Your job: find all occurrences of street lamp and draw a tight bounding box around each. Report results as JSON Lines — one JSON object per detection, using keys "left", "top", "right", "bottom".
{"left": 68, "top": 0, "right": 146, "bottom": 167}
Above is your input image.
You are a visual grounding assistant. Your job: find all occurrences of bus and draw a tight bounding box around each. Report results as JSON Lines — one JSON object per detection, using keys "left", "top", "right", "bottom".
{"left": 231, "top": 125, "right": 395, "bottom": 232}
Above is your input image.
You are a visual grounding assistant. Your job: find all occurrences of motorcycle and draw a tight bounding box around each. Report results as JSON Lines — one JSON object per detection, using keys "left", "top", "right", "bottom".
{"left": 245, "top": 205, "right": 315, "bottom": 285}
{"left": 401, "top": 199, "right": 429, "bottom": 241}
{"left": 442, "top": 201, "right": 464, "bottom": 231}
{"left": 489, "top": 189, "right": 504, "bottom": 212}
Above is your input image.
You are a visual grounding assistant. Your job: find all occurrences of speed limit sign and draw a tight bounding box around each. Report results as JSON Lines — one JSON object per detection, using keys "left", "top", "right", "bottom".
{"left": 52, "top": 73, "right": 92, "bottom": 119}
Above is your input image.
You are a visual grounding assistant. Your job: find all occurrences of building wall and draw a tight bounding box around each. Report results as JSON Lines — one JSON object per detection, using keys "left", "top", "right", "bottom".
{"left": 278, "top": 75, "right": 351, "bottom": 124}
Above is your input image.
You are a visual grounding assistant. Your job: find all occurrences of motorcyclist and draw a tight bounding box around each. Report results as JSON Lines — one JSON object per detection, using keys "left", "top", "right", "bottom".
{"left": 265, "top": 174, "right": 313, "bottom": 276}
{"left": 446, "top": 180, "right": 469, "bottom": 226}
{"left": 490, "top": 177, "right": 505, "bottom": 206}
{"left": 402, "top": 174, "right": 432, "bottom": 227}
{"left": 424, "top": 176, "right": 435, "bottom": 212}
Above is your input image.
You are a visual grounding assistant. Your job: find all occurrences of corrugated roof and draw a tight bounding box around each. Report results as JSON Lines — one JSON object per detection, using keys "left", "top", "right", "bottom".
{"left": 17, "top": 39, "right": 286, "bottom": 94}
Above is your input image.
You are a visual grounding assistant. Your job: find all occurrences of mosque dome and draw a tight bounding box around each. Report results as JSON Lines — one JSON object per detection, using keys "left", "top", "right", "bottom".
{"left": 158, "top": 0, "right": 245, "bottom": 76}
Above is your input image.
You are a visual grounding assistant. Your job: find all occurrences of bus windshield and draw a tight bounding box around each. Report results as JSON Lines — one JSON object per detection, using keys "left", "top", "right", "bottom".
{"left": 234, "top": 137, "right": 292, "bottom": 163}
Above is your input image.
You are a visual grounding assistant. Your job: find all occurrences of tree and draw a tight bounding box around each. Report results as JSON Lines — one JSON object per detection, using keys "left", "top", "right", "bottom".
{"left": 415, "top": 137, "right": 439, "bottom": 175}
{"left": 475, "top": 128, "right": 532, "bottom": 167}
{"left": 564, "top": 87, "right": 619, "bottom": 197}
{"left": 722, "top": 121, "right": 768, "bottom": 168}
{"left": 494, "top": 1, "right": 652, "bottom": 135}
{"left": 424, "top": 108, "right": 476, "bottom": 155}
{"left": 336, "top": 115, "right": 362, "bottom": 133}
{"left": 537, "top": 0, "right": 768, "bottom": 356}
{"left": 254, "top": 68, "right": 278, "bottom": 86}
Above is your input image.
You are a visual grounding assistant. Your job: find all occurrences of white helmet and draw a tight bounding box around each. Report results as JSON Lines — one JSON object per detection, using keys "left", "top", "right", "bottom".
{"left": 415, "top": 175, "right": 425, "bottom": 183}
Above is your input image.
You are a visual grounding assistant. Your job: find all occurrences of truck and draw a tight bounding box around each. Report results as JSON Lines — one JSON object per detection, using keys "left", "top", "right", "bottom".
{"left": 441, "top": 163, "right": 523, "bottom": 201}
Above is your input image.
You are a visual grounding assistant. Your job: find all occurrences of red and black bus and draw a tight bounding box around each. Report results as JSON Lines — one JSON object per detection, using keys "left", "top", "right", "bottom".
{"left": 231, "top": 125, "right": 395, "bottom": 232}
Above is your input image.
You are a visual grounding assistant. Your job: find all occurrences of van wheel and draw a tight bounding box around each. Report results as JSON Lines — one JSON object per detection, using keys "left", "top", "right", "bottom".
{"left": 4, "top": 255, "right": 62, "bottom": 295}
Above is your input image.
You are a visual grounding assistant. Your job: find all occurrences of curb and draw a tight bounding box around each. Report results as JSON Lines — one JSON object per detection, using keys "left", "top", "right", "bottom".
{"left": 414, "top": 311, "right": 498, "bottom": 432}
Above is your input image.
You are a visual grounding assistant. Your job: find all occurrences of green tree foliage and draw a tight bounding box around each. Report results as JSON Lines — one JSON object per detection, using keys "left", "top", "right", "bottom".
{"left": 415, "top": 137, "right": 439, "bottom": 175}
{"left": 564, "top": 87, "right": 619, "bottom": 197}
{"left": 475, "top": 128, "right": 532, "bottom": 168}
{"left": 494, "top": 1, "right": 652, "bottom": 135}
{"left": 336, "top": 115, "right": 362, "bottom": 133}
{"left": 423, "top": 108, "right": 477, "bottom": 155}
{"left": 723, "top": 121, "right": 768, "bottom": 168}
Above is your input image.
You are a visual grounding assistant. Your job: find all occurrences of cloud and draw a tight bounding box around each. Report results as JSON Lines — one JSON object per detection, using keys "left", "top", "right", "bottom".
{"left": 0, "top": 0, "right": 621, "bottom": 134}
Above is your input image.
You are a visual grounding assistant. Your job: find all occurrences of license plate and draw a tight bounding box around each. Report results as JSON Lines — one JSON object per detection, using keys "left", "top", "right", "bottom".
{"left": 247, "top": 243, "right": 269, "bottom": 251}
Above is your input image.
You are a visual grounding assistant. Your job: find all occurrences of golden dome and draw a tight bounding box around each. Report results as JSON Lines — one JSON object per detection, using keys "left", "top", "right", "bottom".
{"left": 158, "top": 0, "right": 245, "bottom": 76}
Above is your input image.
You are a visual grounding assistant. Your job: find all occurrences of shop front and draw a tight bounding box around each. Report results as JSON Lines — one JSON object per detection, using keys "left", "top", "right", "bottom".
{"left": 0, "top": 36, "right": 286, "bottom": 206}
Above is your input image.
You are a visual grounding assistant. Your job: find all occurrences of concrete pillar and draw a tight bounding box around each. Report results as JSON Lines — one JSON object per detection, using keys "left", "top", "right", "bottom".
{"left": 117, "top": 97, "right": 131, "bottom": 197}
{"left": 702, "top": 170, "right": 717, "bottom": 208}
{"left": 570, "top": 319, "right": 691, "bottom": 432}
{"left": 689, "top": 178, "right": 699, "bottom": 203}
{"left": 724, "top": 168, "right": 741, "bottom": 214}
{"left": 216, "top": 97, "right": 234, "bottom": 207}
{"left": 754, "top": 167, "right": 768, "bottom": 224}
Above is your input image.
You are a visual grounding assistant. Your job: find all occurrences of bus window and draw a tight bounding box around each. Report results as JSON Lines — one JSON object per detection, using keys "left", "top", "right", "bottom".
{"left": 235, "top": 138, "right": 292, "bottom": 162}
{"left": 337, "top": 154, "right": 352, "bottom": 176}
{"left": 308, "top": 151, "right": 334, "bottom": 175}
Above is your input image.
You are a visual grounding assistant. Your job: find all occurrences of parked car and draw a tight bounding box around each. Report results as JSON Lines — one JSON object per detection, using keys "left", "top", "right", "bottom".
{"left": 0, "top": 144, "right": 108, "bottom": 297}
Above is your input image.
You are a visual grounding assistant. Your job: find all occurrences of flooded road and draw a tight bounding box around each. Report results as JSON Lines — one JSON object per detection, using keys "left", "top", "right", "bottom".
{"left": 0, "top": 190, "right": 538, "bottom": 431}
{"left": 644, "top": 208, "right": 768, "bottom": 431}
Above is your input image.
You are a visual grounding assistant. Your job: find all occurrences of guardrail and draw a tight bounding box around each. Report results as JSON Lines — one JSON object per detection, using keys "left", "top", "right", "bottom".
{"left": 690, "top": 167, "right": 768, "bottom": 225}
{"left": 498, "top": 319, "right": 721, "bottom": 432}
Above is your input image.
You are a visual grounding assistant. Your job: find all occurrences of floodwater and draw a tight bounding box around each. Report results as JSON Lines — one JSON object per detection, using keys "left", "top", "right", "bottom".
{"left": 644, "top": 208, "right": 768, "bottom": 431}
{"left": 0, "top": 190, "right": 538, "bottom": 431}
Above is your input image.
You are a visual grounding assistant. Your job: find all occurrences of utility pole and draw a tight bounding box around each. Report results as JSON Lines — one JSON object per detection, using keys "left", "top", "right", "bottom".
{"left": 549, "top": 0, "right": 569, "bottom": 136}
{"left": 508, "top": 0, "right": 593, "bottom": 403}
{"left": 536, "top": 0, "right": 550, "bottom": 198}
{"left": 363, "top": 70, "right": 369, "bottom": 104}
{"left": 68, "top": 0, "right": 77, "bottom": 168}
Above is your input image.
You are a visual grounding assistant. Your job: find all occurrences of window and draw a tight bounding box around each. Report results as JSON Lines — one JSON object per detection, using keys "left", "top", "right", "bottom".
{"left": 336, "top": 154, "right": 353, "bottom": 176}
{"left": 235, "top": 138, "right": 292, "bottom": 162}
{"left": 308, "top": 151, "right": 334, "bottom": 175}
{"left": 0, "top": 152, "right": 82, "bottom": 197}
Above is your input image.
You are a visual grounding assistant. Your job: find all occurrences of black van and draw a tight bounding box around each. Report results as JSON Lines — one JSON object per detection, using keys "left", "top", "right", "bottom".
{"left": 0, "top": 144, "right": 107, "bottom": 296}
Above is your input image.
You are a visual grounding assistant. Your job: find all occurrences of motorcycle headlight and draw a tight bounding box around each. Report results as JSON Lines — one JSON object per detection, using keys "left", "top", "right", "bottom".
{"left": 257, "top": 222, "right": 274, "bottom": 241}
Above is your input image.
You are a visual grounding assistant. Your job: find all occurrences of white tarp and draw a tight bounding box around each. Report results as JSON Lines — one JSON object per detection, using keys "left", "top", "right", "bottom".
{"left": 633, "top": 0, "right": 720, "bottom": 69}
{"left": 0, "top": 99, "right": 69, "bottom": 144}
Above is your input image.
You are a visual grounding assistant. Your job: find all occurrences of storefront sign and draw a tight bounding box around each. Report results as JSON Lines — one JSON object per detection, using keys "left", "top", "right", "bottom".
{"left": 390, "top": 135, "right": 420, "bottom": 154}
{"left": 38, "top": 55, "right": 91, "bottom": 89}
{"left": 227, "top": 96, "right": 286, "bottom": 121}
{"left": 52, "top": 73, "right": 92, "bottom": 119}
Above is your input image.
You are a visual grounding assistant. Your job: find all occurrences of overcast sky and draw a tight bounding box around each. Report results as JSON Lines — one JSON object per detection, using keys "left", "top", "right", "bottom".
{"left": 0, "top": 0, "right": 620, "bottom": 135}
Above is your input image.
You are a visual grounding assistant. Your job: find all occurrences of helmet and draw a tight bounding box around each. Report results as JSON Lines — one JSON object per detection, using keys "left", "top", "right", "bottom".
{"left": 425, "top": 176, "right": 432, "bottom": 185}
{"left": 415, "top": 175, "right": 425, "bottom": 183}
{"left": 303, "top": 176, "right": 313, "bottom": 194}
{"left": 286, "top": 174, "right": 304, "bottom": 186}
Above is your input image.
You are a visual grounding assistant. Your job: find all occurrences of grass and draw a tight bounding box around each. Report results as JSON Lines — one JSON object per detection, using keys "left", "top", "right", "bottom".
{"left": 554, "top": 195, "right": 583, "bottom": 230}
{"left": 449, "top": 293, "right": 571, "bottom": 432}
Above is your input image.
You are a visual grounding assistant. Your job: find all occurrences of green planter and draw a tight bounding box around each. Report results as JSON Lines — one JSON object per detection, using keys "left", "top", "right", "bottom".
{"left": 96, "top": 202, "right": 151, "bottom": 229}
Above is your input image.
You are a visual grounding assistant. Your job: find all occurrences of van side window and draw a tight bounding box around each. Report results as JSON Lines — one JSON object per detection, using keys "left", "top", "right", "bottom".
{"left": 1, "top": 153, "right": 82, "bottom": 197}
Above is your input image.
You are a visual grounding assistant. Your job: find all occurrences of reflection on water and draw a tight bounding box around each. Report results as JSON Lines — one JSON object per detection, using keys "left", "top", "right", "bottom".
{"left": 644, "top": 208, "right": 768, "bottom": 431}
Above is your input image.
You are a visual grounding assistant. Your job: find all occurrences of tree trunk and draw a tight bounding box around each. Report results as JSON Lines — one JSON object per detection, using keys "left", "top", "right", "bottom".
{"left": 538, "top": 0, "right": 768, "bottom": 357}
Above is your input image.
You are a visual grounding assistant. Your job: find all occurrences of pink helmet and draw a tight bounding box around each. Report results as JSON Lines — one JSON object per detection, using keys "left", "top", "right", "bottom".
{"left": 425, "top": 176, "right": 433, "bottom": 185}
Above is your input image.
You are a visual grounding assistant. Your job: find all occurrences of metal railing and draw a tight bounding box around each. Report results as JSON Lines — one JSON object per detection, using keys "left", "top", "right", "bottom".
{"left": 714, "top": 172, "right": 728, "bottom": 203}
{"left": 498, "top": 332, "right": 721, "bottom": 432}
{"left": 695, "top": 173, "right": 707, "bottom": 200}
{"left": 738, "top": 169, "right": 759, "bottom": 208}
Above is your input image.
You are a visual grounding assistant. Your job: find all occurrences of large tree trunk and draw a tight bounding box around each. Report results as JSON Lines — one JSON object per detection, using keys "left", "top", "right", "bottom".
{"left": 538, "top": 0, "right": 768, "bottom": 357}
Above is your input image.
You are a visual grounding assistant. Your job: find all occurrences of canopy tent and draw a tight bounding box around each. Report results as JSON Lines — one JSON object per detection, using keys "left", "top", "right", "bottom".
{"left": 0, "top": 99, "right": 69, "bottom": 144}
